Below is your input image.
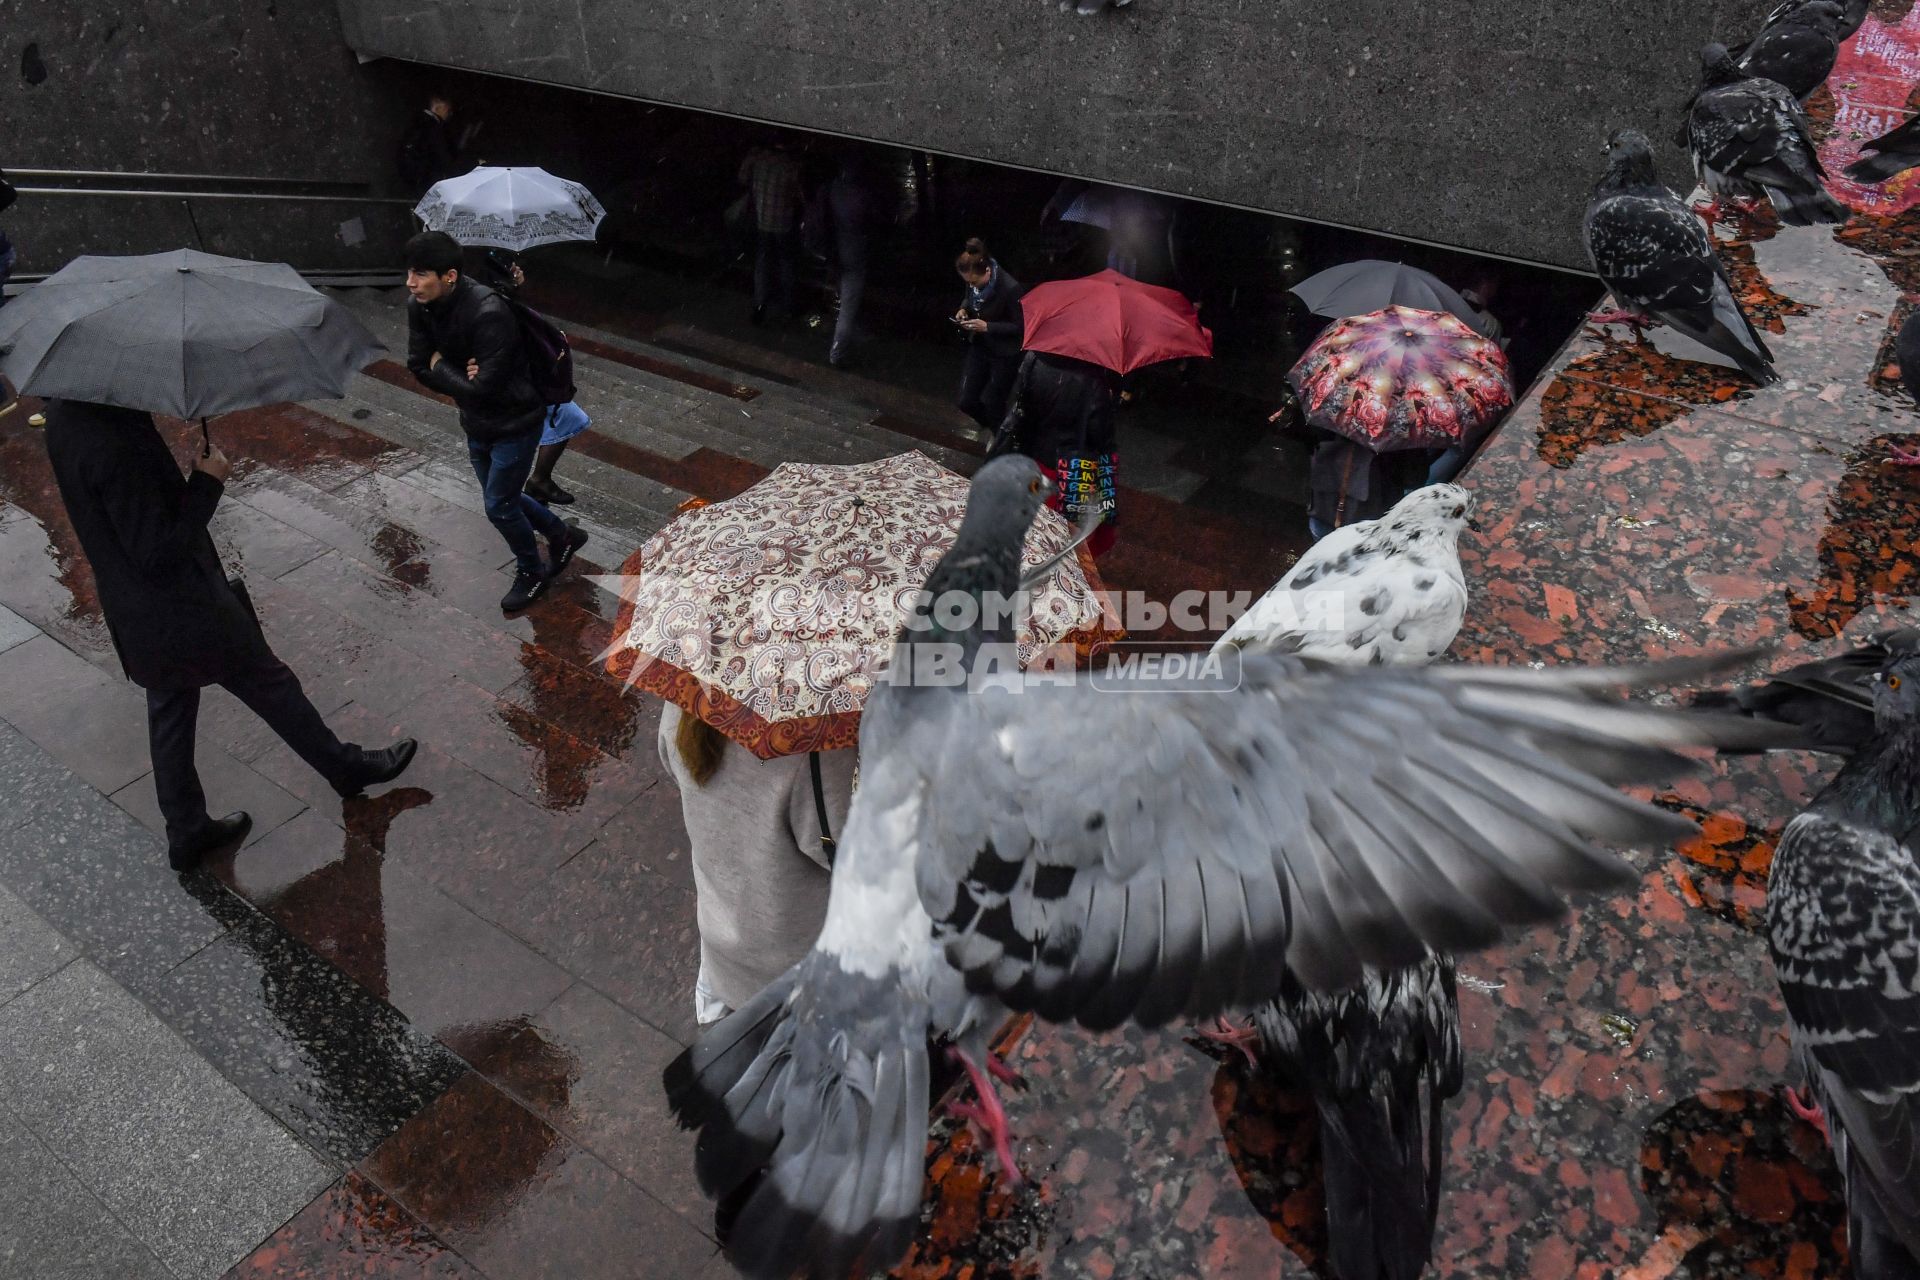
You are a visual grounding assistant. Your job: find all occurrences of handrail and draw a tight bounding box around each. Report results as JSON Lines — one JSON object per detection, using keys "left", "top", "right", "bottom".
{"left": 15, "top": 187, "right": 416, "bottom": 206}
{"left": 9, "top": 168, "right": 375, "bottom": 189}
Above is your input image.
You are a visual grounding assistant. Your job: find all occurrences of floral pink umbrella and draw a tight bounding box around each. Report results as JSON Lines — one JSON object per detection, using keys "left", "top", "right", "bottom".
{"left": 1288, "top": 305, "right": 1513, "bottom": 452}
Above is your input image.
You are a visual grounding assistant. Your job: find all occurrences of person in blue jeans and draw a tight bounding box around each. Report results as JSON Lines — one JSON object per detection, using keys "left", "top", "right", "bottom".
{"left": 403, "top": 231, "right": 587, "bottom": 611}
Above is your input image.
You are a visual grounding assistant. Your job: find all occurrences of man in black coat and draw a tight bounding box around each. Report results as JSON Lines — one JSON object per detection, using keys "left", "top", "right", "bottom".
{"left": 396, "top": 93, "right": 464, "bottom": 197}
{"left": 43, "top": 401, "right": 417, "bottom": 870}
{"left": 404, "top": 231, "right": 586, "bottom": 612}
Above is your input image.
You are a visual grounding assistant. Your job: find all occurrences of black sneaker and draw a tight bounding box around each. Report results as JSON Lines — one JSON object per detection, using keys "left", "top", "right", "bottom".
{"left": 501, "top": 568, "right": 549, "bottom": 613}
{"left": 547, "top": 523, "right": 589, "bottom": 578}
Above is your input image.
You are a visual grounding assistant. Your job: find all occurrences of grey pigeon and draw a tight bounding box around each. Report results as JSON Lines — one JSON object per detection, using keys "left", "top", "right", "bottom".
{"left": 1585, "top": 129, "right": 1777, "bottom": 384}
{"left": 1739, "top": 0, "right": 1870, "bottom": 54}
{"left": 1215, "top": 485, "right": 1472, "bottom": 665}
{"left": 1249, "top": 961, "right": 1461, "bottom": 1280}
{"left": 1848, "top": 115, "right": 1920, "bottom": 185}
{"left": 1739, "top": 0, "right": 1847, "bottom": 101}
{"left": 666, "top": 456, "right": 1806, "bottom": 1280}
{"left": 1686, "top": 44, "right": 1848, "bottom": 227}
{"left": 1208, "top": 500, "right": 1467, "bottom": 1280}
{"left": 1767, "top": 649, "right": 1920, "bottom": 1278}
{"left": 1692, "top": 627, "right": 1920, "bottom": 754}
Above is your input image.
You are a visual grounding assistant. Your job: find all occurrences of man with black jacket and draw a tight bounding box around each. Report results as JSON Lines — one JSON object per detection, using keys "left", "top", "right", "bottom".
{"left": 43, "top": 401, "right": 417, "bottom": 870}
{"left": 403, "top": 232, "right": 587, "bottom": 611}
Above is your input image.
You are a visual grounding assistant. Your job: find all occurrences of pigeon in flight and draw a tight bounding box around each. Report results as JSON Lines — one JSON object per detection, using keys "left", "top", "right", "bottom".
{"left": 1847, "top": 115, "right": 1920, "bottom": 185}
{"left": 1685, "top": 44, "right": 1848, "bottom": 228}
{"left": 1584, "top": 129, "right": 1778, "bottom": 384}
{"left": 1738, "top": 0, "right": 1847, "bottom": 101}
{"left": 1206, "top": 491, "right": 1469, "bottom": 1280}
{"left": 1692, "top": 627, "right": 1920, "bottom": 754}
{"left": 666, "top": 457, "right": 1805, "bottom": 1280}
{"left": 1215, "top": 484, "right": 1473, "bottom": 666}
{"left": 1766, "top": 648, "right": 1920, "bottom": 1278}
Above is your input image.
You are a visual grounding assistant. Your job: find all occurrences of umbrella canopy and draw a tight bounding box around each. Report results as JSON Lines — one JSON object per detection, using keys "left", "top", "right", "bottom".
{"left": 602, "top": 452, "right": 1122, "bottom": 759}
{"left": 0, "top": 249, "right": 386, "bottom": 419}
{"left": 1287, "top": 306, "right": 1513, "bottom": 453}
{"left": 1020, "top": 269, "right": 1213, "bottom": 376}
{"left": 1059, "top": 185, "right": 1175, "bottom": 232}
{"left": 1289, "top": 260, "right": 1493, "bottom": 336}
{"left": 415, "top": 166, "right": 607, "bottom": 251}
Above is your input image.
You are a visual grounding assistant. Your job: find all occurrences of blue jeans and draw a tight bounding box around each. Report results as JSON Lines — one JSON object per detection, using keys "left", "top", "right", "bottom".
{"left": 753, "top": 230, "right": 797, "bottom": 313}
{"left": 468, "top": 430, "right": 566, "bottom": 576}
{"left": 1308, "top": 516, "right": 1333, "bottom": 542}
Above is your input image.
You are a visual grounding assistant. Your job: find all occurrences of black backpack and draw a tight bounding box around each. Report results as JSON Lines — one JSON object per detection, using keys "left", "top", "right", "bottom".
{"left": 504, "top": 297, "right": 576, "bottom": 405}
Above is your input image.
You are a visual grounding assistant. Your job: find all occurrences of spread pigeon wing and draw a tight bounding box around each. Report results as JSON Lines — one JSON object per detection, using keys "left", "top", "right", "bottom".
{"left": 913, "top": 654, "right": 1793, "bottom": 1027}
{"left": 1769, "top": 813, "right": 1920, "bottom": 1258}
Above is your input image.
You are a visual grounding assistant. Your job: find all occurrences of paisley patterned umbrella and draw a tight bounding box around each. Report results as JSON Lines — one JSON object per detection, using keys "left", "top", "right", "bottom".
{"left": 414, "top": 167, "right": 606, "bottom": 251}
{"left": 601, "top": 452, "right": 1122, "bottom": 759}
{"left": 1288, "top": 306, "right": 1513, "bottom": 452}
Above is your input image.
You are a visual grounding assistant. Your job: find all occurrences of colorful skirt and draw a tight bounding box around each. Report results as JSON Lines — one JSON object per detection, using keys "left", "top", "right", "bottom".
{"left": 1039, "top": 451, "right": 1118, "bottom": 558}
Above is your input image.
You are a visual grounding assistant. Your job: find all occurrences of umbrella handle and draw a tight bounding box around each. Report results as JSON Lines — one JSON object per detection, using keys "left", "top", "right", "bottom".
{"left": 200, "top": 417, "right": 211, "bottom": 458}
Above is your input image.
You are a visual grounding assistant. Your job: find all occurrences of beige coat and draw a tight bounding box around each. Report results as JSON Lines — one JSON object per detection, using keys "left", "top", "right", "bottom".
{"left": 658, "top": 702, "right": 857, "bottom": 1019}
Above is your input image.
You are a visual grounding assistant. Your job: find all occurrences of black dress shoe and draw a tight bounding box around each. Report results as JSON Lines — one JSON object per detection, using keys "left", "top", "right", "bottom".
{"left": 168, "top": 812, "right": 252, "bottom": 871}
{"left": 332, "top": 738, "right": 419, "bottom": 798}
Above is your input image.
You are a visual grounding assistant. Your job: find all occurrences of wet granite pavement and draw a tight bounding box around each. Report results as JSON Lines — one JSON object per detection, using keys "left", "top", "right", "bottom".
{"left": 4, "top": 12, "right": 1920, "bottom": 1276}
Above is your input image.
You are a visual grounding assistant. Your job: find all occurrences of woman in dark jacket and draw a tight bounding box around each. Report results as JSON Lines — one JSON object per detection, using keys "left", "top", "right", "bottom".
{"left": 952, "top": 238, "right": 1026, "bottom": 432}
{"left": 991, "top": 351, "right": 1120, "bottom": 557}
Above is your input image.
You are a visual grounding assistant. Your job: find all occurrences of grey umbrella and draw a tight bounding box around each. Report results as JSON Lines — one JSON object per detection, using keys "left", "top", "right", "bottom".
{"left": 0, "top": 249, "right": 386, "bottom": 430}
{"left": 1290, "top": 260, "right": 1494, "bottom": 337}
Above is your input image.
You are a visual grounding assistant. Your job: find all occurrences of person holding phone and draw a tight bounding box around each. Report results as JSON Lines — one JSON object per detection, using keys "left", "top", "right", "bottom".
{"left": 952, "top": 237, "right": 1026, "bottom": 432}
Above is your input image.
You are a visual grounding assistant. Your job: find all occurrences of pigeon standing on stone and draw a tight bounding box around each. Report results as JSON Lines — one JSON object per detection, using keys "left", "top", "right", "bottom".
{"left": 1766, "top": 649, "right": 1920, "bottom": 1278}
{"left": 1849, "top": 116, "right": 1920, "bottom": 185}
{"left": 1692, "top": 627, "right": 1920, "bottom": 754}
{"left": 1584, "top": 129, "right": 1778, "bottom": 384}
{"left": 1738, "top": 0, "right": 1870, "bottom": 56}
{"left": 1215, "top": 484, "right": 1473, "bottom": 665}
{"left": 666, "top": 456, "right": 1807, "bottom": 1280}
{"left": 1685, "top": 44, "right": 1848, "bottom": 228}
{"left": 1739, "top": 0, "right": 1847, "bottom": 101}
{"left": 1206, "top": 490, "right": 1470, "bottom": 1280}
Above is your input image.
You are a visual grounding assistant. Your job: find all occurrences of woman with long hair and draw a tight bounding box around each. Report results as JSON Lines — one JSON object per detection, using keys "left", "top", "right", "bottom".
{"left": 657, "top": 703, "right": 856, "bottom": 1024}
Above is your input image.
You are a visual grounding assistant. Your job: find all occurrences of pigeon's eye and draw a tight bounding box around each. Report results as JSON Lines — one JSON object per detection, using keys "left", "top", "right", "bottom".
{"left": 1891, "top": 675, "right": 1903, "bottom": 691}
{"left": 1451, "top": 505, "right": 1465, "bottom": 519}
{"left": 1028, "top": 478, "right": 1043, "bottom": 495}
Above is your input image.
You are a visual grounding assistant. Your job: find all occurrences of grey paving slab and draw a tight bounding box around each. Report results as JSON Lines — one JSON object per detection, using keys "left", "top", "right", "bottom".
{"left": 0, "top": 1100, "right": 173, "bottom": 1280}
{"left": 0, "top": 961, "right": 331, "bottom": 1280}
{"left": 0, "top": 797, "right": 244, "bottom": 989}
{"left": 0, "top": 883, "right": 74, "bottom": 1009}
{"left": 0, "top": 719, "right": 99, "bottom": 835}
{"left": 136, "top": 909, "right": 467, "bottom": 1166}
{"left": 0, "top": 601, "right": 41, "bottom": 655}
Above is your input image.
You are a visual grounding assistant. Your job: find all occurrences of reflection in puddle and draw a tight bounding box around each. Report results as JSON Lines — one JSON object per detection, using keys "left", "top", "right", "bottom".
{"left": 1638, "top": 1089, "right": 1846, "bottom": 1276}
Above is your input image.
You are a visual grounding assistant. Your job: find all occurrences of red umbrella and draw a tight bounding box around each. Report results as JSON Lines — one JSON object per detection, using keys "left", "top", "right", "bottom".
{"left": 1287, "top": 306, "right": 1512, "bottom": 452}
{"left": 1020, "top": 269, "right": 1213, "bottom": 376}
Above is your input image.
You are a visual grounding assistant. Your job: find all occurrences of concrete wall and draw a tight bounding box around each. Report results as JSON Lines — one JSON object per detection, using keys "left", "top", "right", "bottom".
{"left": 330, "top": 0, "right": 1752, "bottom": 270}
{"left": 4, "top": 0, "right": 417, "bottom": 274}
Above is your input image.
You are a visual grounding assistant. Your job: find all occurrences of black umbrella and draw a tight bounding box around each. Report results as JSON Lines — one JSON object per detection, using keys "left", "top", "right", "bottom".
{"left": 0, "top": 249, "right": 386, "bottom": 452}
{"left": 1289, "top": 260, "right": 1495, "bottom": 338}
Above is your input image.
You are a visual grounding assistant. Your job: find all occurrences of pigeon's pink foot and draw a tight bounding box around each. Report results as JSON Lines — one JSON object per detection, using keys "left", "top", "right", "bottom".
{"left": 1691, "top": 197, "right": 1724, "bottom": 231}
{"left": 1888, "top": 444, "right": 1920, "bottom": 467}
{"left": 983, "top": 1052, "right": 1026, "bottom": 1091}
{"left": 1196, "top": 1015, "right": 1263, "bottom": 1069}
{"left": 1785, "top": 1085, "right": 1830, "bottom": 1144}
{"left": 949, "top": 1047, "right": 1024, "bottom": 1184}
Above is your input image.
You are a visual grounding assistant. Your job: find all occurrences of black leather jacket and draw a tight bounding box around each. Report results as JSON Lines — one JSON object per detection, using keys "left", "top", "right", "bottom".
{"left": 406, "top": 277, "right": 545, "bottom": 442}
